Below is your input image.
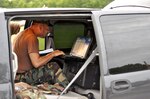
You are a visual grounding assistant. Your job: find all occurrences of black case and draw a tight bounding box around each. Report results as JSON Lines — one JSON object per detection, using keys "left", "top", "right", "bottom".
{"left": 65, "top": 57, "right": 100, "bottom": 90}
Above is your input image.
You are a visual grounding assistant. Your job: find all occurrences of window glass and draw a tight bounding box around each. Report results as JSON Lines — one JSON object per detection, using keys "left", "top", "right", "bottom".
{"left": 53, "top": 22, "right": 85, "bottom": 49}
{"left": 38, "top": 37, "right": 45, "bottom": 50}
{"left": 100, "top": 14, "right": 150, "bottom": 74}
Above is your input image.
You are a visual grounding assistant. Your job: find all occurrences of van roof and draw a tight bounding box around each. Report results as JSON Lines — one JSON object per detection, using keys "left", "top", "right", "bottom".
{"left": 3, "top": 8, "right": 100, "bottom": 16}
{"left": 103, "top": 0, "right": 150, "bottom": 10}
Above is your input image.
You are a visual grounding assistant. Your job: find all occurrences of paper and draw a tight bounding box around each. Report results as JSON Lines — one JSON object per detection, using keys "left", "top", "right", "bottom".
{"left": 39, "top": 48, "right": 54, "bottom": 54}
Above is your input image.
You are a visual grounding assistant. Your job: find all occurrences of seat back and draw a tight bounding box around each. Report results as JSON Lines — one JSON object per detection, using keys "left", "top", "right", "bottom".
{"left": 12, "top": 52, "right": 18, "bottom": 79}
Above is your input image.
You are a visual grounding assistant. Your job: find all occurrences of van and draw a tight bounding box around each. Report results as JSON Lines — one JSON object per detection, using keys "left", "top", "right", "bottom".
{"left": 1, "top": 2, "right": 150, "bottom": 99}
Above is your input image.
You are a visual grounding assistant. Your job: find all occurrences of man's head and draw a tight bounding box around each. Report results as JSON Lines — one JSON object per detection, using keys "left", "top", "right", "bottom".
{"left": 31, "top": 20, "right": 51, "bottom": 38}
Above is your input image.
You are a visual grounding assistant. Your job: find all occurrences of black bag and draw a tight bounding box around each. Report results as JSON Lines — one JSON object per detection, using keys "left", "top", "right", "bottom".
{"left": 65, "top": 57, "right": 100, "bottom": 90}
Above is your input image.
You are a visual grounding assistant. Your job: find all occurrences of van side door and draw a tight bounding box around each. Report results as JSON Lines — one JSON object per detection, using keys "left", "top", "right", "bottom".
{"left": 0, "top": 12, "right": 14, "bottom": 99}
{"left": 92, "top": 10, "right": 150, "bottom": 99}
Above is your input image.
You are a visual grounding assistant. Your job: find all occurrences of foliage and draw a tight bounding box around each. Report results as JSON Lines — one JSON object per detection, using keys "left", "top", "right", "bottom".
{"left": 0, "top": 0, "right": 113, "bottom": 8}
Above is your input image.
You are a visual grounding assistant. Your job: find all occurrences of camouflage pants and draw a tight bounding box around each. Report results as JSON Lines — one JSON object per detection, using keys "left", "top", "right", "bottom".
{"left": 16, "top": 87, "right": 46, "bottom": 99}
{"left": 15, "top": 62, "right": 68, "bottom": 87}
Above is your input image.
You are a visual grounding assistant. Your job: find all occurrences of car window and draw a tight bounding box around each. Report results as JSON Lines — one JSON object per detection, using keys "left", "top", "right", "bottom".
{"left": 53, "top": 22, "right": 85, "bottom": 49}
{"left": 100, "top": 14, "right": 150, "bottom": 74}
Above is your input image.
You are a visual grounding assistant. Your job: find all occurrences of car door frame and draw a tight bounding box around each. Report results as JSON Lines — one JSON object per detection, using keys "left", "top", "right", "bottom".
{"left": 0, "top": 11, "right": 15, "bottom": 99}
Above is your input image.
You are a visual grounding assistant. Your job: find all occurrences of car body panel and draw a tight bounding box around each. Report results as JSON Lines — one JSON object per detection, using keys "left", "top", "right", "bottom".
{"left": 103, "top": 0, "right": 150, "bottom": 10}
{"left": 92, "top": 9, "right": 150, "bottom": 99}
{"left": 0, "top": 11, "right": 14, "bottom": 99}
{"left": 1, "top": 3, "right": 150, "bottom": 99}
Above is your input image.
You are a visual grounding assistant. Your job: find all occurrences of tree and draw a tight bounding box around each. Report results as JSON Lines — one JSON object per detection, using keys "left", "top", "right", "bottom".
{"left": 0, "top": 0, "right": 112, "bottom": 8}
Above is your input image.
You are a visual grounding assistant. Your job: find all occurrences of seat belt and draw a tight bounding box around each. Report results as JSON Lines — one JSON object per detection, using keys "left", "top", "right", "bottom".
{"left": 46, "top": 33, "right": 55, "bottom": 49}
{"left": 57, "top": 47, "right": 98, "bottom": 99}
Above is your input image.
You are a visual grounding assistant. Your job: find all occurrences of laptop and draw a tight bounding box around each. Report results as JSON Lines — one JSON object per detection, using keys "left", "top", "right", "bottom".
{"left": 68, "top": 36, "right": 92, "bottom": 59}
{"left": 40, "top": 36, "right": 92, "bottom": 59}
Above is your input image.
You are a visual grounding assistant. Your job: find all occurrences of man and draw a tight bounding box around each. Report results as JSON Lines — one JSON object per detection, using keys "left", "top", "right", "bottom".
{"left": 14, "top": 20, "right": 68, "bottom": 90}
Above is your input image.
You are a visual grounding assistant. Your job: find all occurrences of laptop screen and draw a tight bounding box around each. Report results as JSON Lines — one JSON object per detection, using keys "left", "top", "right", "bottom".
{"left": 70, "top": 36, "right": 92, "bottom": 59}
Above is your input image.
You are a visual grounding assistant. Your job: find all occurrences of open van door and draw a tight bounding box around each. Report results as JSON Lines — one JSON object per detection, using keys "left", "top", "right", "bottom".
{"left": 92, "top": 9, "right": 150, "bottom": 99}
{"left": 0, "top": 11, "right": 14, "bottom": 99}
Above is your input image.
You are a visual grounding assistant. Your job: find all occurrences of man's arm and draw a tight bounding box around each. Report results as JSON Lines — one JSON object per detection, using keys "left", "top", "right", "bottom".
{"left": 29, "top": 50, "right": 64, "bottom": 68}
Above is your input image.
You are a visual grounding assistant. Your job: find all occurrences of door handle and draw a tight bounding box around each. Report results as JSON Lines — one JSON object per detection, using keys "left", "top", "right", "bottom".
{"left": 113, "top": 83, "right": 130, "bottom": 90}
{"left": 111, "top": 79, "right": 131, "bottom": 93}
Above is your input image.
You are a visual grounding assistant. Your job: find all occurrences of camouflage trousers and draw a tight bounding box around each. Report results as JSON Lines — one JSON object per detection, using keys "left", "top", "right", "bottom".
{"left": 15, "top": 62, "right": 69, "bottom": 87}
{"left": 16, "top": 87, "right": 46, "bottom": 99}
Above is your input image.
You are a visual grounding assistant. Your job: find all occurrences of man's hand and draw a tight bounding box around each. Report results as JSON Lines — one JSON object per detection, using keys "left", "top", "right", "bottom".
{"left": 52, "top": 50, "right": 65, "bottom": 57}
